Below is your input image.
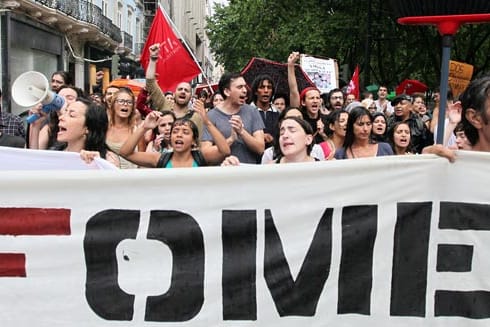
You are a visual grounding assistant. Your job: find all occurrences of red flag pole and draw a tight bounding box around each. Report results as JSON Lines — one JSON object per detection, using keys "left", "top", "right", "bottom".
{"left": 347, "top": 65, "right": 360, "bottom": 100}
{"left": 158, "top": 5, "right": 213, "bottom": 92}
{"left": 141, "top": 7, "right": 203, "bottom": 92}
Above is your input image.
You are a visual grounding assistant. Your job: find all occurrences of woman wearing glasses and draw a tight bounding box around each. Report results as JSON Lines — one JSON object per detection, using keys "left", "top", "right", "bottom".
{"left": 106, "top": 88, "right": 144, "bottom": 168}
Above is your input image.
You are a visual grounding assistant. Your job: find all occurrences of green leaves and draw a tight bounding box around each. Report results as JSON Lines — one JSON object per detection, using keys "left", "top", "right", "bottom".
{"left": 206, "top": 0, "right": 490, "bottom": 89}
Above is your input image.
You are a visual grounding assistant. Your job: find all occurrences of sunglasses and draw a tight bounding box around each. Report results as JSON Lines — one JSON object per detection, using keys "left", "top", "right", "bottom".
{"left": 399, "top": 94, "right": 413, "bottom": 103}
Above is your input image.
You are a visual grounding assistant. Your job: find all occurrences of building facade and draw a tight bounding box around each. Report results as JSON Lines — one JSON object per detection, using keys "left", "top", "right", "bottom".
{"left": 1, "top": 0, "right": 213, "bottom": 116}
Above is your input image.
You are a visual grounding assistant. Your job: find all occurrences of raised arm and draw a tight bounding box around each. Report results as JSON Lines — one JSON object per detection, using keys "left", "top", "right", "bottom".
{"left": 145, "top": 43, "right": 170, "bottom": 111}
{"left": 288, "top": 52, "right": 301, "bottom": 108}
{"left": 145, "top": 44, "right": 159, "bottom": 80}
{"left": 443, "top": 101, "right": 462, "bottom": 147}
{"left": 28, "top": 104, "right": 49, "bottom": 149}
{"left": 92, "top": 70, "right": 104, "bottom": 94}
{"left": 120, "top": 111, "right": 161, "bottom": 167}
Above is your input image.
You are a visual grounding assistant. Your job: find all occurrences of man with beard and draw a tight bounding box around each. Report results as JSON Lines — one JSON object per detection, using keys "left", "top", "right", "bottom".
{"left": 201, "top": 72, "right": 265, "bottom": 164}
{"left": 250, "top": 74, "right": 279, "bottom": 148}
{"left": 327, "top": 88, "right": 345, "bottom": 112}
{"left": 146, "top": 43, "right": 202, "bottom": 137}
{"left": 287, "top": 52, "right": 327, "bottom": 144}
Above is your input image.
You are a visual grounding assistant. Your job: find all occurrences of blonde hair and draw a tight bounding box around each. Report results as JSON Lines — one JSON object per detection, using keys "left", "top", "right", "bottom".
{"left": 108, "top": 88, "right": 136, "bottom": 127}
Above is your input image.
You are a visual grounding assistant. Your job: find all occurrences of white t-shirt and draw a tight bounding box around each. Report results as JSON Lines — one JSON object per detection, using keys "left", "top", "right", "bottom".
{"left": 375, "top": 99, "right": 394, "bottom": 115}
{"left": 261, "top": 144, "right": 325, "bottom": 164}
{"left": 433, "top": 118, "right": 456, "bottom": 147}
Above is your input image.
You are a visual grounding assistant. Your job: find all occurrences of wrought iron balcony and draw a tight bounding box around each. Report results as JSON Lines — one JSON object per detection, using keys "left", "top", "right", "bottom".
{"left": 34, "top": 0, "right": 122, "bottom": 43}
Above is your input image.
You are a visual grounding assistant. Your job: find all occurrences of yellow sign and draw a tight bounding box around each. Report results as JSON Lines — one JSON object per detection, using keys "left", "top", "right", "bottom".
{"left": 449, "top": 60, "right": 473, "bottom": 97}
{"left": 448, "top": 77, "right": 471, "bottom": 99}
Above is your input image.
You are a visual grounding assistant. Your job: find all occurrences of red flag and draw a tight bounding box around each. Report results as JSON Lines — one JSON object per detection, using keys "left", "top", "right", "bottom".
{"left": 140, "top": 7, "right": 201, "bottom": 92}
{"left": 346, "top": 65, "right": 360, "bottom": 100}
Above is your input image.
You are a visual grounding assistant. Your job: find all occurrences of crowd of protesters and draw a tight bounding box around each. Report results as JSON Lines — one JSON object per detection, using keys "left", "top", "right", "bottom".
{"left": 2, "top": 48, "right": 489, "bottom": 168}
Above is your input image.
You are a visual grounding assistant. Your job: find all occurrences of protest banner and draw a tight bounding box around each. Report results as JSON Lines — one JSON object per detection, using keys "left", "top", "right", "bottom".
{"left": 300, "top": 55, "right": 338, "bottom": 94}
{"left": 448, "top": 60, "right": 474, "bottom": 98}
{"left": 0, "top": 150, "right": 489, "bottom": 326}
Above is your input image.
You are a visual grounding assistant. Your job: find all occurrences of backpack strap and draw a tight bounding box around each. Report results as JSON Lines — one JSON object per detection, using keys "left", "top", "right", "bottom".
{"left": 191, "top": 150, "right": 208, "bottom": 167}
{"left": 156, "top": 152, "right": 173, "bottom": 168}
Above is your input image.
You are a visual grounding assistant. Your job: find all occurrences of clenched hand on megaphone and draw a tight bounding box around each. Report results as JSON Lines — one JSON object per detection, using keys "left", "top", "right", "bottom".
{"left": 11, "top": 71, "right": 65, "bottom": 123}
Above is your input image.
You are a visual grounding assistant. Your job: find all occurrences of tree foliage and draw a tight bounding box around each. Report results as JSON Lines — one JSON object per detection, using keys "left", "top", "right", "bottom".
{"left": 206, "top": 0, "right": 490, "bottom": 90}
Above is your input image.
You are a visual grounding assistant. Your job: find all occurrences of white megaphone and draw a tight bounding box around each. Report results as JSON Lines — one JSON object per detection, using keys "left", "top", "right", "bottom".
{"left": 11, "top": 71, "right": 65, "bottom": 123}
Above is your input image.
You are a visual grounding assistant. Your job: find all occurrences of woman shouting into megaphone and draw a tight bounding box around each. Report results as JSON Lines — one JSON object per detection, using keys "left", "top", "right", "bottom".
{"left": 28, "top": 85, "right": 82, "bottom": 150}
{"left": 55, "top": 98, "right": 119, "bottom": 167}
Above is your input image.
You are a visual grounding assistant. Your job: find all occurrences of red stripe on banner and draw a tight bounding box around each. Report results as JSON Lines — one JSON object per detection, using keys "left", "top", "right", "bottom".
{"left": 0, "top": 208, "right": 71, "bottom": 235}
{"left": 0, "top": 253, "right": 26, "bottom": 277}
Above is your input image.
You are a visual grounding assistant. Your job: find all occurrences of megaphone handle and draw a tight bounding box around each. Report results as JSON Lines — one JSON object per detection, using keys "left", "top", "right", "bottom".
{"left": 26, "top": 113, "right": 40, "bottom": 124}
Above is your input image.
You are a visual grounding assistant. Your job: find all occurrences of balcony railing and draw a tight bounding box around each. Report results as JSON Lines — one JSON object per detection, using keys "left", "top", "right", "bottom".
{"left": 34, "top": 0, "right": 122, "bottom": 43}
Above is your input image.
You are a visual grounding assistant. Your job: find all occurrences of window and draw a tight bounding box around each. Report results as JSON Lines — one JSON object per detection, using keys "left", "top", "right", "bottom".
{"left": 127, "top": 10, "right": 133, "bottom": 33}
{"left": 135, "top": 18, "right": 141, "bottom": 43}
{"left": 102, "top": 0, "right": 108, "bottom": 16}
{"left": 116, "top": 2, "right": 123, "bottom": 28}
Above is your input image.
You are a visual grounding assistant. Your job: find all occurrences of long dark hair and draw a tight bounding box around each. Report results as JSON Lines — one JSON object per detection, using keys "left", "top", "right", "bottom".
{"left": 51, "top": 71, "right": 73, "bottom": 86}
{"left": 51, "top": 98, "right": 110, "bottom": 158}
{"left": 325, "top": 109, "right": 348, "bottom": 137}
{"left": 343, "top": 106, "right": 373, "bottom": 149}
{"left": 48, "top": 85, "right": 83, "bottom": 149}
{"left": 154, "top": 110, "right": 176, "bottom": 150}
{"left": 388, "top": 121, "right": 415, "bottom": 154}
{"left": 82, "top": 98, "right": 111, "bottom": 158}
{"left": 371, "top": 111, "right": 387, "bottom": 142}
{"left": 460, "top": 76, "right": 490, "bottom": 146}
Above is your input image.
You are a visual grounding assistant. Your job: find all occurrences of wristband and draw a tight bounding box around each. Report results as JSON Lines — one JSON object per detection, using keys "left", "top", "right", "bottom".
{"left": 150, "top": 56, "right": 159, "bottom": 61}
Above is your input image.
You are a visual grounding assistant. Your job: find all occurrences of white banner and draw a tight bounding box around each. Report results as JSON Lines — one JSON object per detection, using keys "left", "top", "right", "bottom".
{"left": 300, "top": 55, "right": 338, "bottom": 94}
{"left": 0, "top": 150, "right": 490, "bottom": 326}
{"left": 0, "top": 146, "right": 117, "bottom": 170}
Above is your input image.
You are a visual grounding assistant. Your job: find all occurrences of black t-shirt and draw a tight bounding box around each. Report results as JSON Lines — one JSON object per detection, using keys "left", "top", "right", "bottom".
{"left": 303, "top": 112, "right": 327, "bottom": 144}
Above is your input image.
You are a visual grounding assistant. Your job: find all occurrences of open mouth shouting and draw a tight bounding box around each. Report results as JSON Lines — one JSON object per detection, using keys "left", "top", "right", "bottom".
{"left": 398, "top": 137, "right": 409, "bottom": 146}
